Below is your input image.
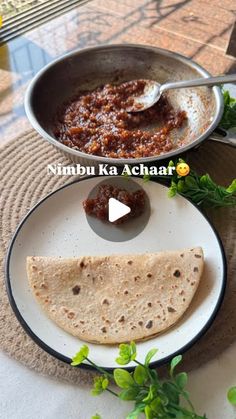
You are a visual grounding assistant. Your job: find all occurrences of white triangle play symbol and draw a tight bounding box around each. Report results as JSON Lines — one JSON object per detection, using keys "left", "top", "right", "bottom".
{"left": 108, "top": 198, "right": 131, "bottom": 223}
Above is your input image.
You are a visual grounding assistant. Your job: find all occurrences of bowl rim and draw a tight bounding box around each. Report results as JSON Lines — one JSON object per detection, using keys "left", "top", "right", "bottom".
{"left": 24, "top": 43, "right": 224, "bottom": 164}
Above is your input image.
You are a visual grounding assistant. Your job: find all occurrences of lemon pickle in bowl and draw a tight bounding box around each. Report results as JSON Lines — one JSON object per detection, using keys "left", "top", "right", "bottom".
{"left": 54, "top": 80, "right": 187, "bottom": 159}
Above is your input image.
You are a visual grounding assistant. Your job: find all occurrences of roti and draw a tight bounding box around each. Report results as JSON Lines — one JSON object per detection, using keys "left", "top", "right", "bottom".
{"left": 26, "top": 247, "right": 204, "bottom": 344}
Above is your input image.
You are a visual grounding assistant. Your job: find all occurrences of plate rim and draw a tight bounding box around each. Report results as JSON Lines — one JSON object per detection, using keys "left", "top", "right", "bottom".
{"left": 4, "top": 176, "right": 227, "bottom": 371}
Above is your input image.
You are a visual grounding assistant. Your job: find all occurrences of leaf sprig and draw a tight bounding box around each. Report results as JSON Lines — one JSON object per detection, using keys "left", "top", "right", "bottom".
{"left": 227, "top": 386, "right": 236, "bottom": 406}
{"left": 219, "top": 89, "right": 236, "bottom": 130}
{"left": 168, "top": 158, "right": 236, "bottom": 208}
{"left": 71, "top": 342, "right": 207, "bottom": 419}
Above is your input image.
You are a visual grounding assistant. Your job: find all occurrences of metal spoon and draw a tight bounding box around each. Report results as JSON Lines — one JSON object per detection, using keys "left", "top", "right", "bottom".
{"left": 127, "top": 74, "right": 236, "bottom": 112}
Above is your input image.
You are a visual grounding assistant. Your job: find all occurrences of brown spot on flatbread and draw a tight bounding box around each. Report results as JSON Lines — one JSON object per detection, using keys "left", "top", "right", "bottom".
{"left": 124, "top": 290, "right": 129, "bottom": 295}
{"left": 118, "top": 315, "right": 125, "bottom": 323}
{"left": 35, "top": 292, "right": 40, "bottom": 296}
{"left": 72, "top": 285, "right": 81, "bottom": 295}
{"left": 138, "top": 321, "right": 143, "bottom": 326}
{"left": 147, "top": 273, "right": 152, "bottom": 278}
{"left": 173, "top": 269, "right": 181, "bottom": 277}
{"left": 127, "top": 260, "right": 133, "bottom": 265}
{"left": 146, "top": 320, "right": 153, "bottom": 329}
{"left": 80, "top": 261, "right": 85, "bottom": 268}
{"left": 102, "top": 299, "right": 109, "bottom": 305}
{"left": 167, "top": 306, "right": 176, "bottom": 313}
{"left": 180, "top": 253, "right": 184, "bottom": 258}
{"left": 101, "top": 327, "right": 107, "bottom": 333}
{"left": 179, "top": 290, "right": 184, "bottom": 296}
{"left": 134, "top": 276, "right": 140, "bottom": 281}
{"left": 40, "top": 282, "right": 47, "bottom": 289}
{"left": 194, "top": 254, "right": 202, "bottom": 258}
{"left": 80, "top": 320, "right": 84, "bottom": 324}
{"left": 67, "top": 312, "right": 75, "bottom": 319}
{"left": 148, "top": 302, "right": 152, "bottom": 307}
{"left": 191, "top": 281, "right": 196, "bottom": 286}
{"left": 32, "top": 265, "right": 37, "bottom": 271}
{"left": 194, "top": 267, "right": 199, "bottom": 272}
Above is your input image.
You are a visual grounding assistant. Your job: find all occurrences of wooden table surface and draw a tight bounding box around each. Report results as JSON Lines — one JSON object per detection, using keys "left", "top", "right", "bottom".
{"left": 0, "top": 0, "right": 236, "bottom": 144}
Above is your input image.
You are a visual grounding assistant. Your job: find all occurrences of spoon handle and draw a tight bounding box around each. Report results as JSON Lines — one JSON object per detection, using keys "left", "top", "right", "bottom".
{"left": 160, "top": 74, "right": 236, "bottom": 93}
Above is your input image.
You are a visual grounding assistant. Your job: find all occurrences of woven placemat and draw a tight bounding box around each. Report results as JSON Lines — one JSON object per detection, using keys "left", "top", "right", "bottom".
{"left": 0, "top": 130, "right": 236, "bottom": 384}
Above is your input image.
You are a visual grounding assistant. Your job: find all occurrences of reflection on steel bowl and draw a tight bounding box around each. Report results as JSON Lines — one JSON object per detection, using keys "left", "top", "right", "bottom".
{"left": 54, "top": 80, "right": 187, "bottom": 159}
{"left": 24, "top": 44, "right": 223, "bottom": 165}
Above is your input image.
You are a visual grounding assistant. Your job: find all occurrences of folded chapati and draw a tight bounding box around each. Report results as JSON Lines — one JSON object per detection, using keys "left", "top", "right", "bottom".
{"left": 26, "top": 248, "right": 204, "bottom": 344}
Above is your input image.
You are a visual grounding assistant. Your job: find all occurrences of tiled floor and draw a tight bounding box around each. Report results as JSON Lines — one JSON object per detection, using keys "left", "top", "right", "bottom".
{"left": 0, "top": 0, "right": 236, "bottom": 143}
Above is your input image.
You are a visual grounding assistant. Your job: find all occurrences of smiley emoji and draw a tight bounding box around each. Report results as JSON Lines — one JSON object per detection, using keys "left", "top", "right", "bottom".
{"left": 176, "top": 162, "right": 190, "bottom": 177}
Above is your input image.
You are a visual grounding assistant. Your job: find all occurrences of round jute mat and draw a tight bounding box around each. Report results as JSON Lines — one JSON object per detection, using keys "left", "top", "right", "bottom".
{"left": 0, "top": 130, "right": 236, "bottom": 385}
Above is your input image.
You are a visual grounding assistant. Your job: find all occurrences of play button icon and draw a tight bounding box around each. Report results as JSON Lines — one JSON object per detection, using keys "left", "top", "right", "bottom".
{"left": 84, "top": 177, "right": 150, "bottom": 242}
{"left": 108, "top": 198, "right": 131, "bottom": 222}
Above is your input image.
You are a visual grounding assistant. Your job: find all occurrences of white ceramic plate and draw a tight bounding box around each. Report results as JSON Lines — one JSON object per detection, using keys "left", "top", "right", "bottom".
{"left": 5, "top": 177, "right": 226, "bottom": 370}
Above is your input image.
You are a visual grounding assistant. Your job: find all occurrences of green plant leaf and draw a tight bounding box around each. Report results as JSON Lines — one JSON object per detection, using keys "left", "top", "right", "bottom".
{"left": 170, "top": 355, "right": 182, "bottom": 376}
{"left": 150, "top": 397, "right": 163, "bottom": 414}
{"left": 143, "top": 173, "right": 151, "bottom": 183}
{"left": 142, "top": 384, "right": 155, "bottom": 403}
{"left": 91, "top": 415, "right": 102, "bottom": 419}
{"left": 162, "top": 381, "right": 180, "bottom": 405}
{"left": 227, "top": 386, "right": 236, "bottom": 405}
{"left": 175, "top": 372, "right": 188, "bottom": 389}
{"left": 119, "top": 387, "right": 139, "bottom": 401}
{"left": 134, "top": 365, "right": 148, "bottom": 385}
{"left": 185, "top": 176, "right": 198, "bottom": 189}
{"left": 226, "top": 179, "right": 236, "bottom": 194}
{"left": 91, "top": 376, "right": 109, "bottom": 396}
{"left": 199, "top": 174, "right": 216, "bottom": 190}
{"left": 220, "top": 89, "right": 236, "bottom": 129}
{"left": 144, "top": 405, "right": 153, "bottom": 419}
{"left": 71, "top": 345, "right": 89, "bottom": 366}
{"left": 149, "top": 369, "right": 158, "bottom": 382}
{"left": 168, "top": 160, "right": 175, "bottom": 167}
{"left": 130, "top": 341, "right": 137, "bottom": 360}
{"left": 177, "top": 179, "right": 187, "bottom": 194}
{"left": 126, "top": 403, "right": 146, "bottom": 419}
{"left": 168, "top": 180, "right": 177, "bottom": 198}
{"left": 144, "top": 348, "right": 158, "bottom": 366}
{"left": 114, "top": 369, "right": 135, "bottom": 389}
{"left": 116, "top": 342, "right": 136, "bottom": 365}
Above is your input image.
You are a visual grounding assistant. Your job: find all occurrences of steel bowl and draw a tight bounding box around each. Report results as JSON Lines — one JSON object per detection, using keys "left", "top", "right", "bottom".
{"left": 25, "top": 44, "right": 224, "bottom": 166}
